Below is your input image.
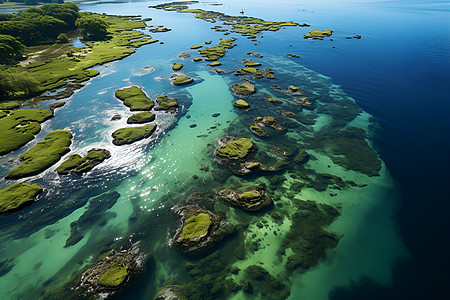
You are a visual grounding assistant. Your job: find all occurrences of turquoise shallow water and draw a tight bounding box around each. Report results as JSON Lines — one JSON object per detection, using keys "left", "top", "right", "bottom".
{"left": 1, "top": 0, "right": 449, "bottom": 299}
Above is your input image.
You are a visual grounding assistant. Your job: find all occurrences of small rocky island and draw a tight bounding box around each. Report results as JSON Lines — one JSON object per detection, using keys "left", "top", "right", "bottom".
{"left": 56, "top": 148, "right": 111, "bottom": 175}
{"left": 173, "top": 205, "right": 235, "bottom": 255}
{"left": 75, "top": 242, "right": 147, "bottom": 299}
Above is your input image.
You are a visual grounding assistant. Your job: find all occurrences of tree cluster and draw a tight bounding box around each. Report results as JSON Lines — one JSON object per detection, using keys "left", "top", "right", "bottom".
{"left": 0, "top": 2, "right": 79, "bottom": 47}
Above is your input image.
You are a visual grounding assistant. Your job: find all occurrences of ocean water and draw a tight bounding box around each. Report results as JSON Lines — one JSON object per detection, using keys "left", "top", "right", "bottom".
{"left": 0, "top": 0, "right": 449, "bottom": 299}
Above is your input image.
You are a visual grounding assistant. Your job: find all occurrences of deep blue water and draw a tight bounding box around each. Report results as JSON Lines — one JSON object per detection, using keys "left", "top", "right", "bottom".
{"left": 1, "top": 0, "right": 449, "bottom": 298}
{"left": 285, "top": 0, "right": 450, "bottom": 298}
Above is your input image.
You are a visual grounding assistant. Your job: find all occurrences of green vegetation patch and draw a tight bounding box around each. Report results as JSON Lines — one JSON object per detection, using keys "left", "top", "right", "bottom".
{"left": 243, "top": 60, "right": 261, "bottom": 67}
{"left": 216, "top": 138, "right": 255, "bottom": 159}
{"left": 172, "top": 76, "right": 194, "bottom": 86}
{"left": 207, "top": 62, "right": 222, "bottom": 67}
{"left": 56, "top": 148, "right": 111, "bottom": 175}
{"left": 303, "top": 30, "right": 333, "bottom": 39}
{"left": 174, "top": 8, "right": 299, "bottom": 39}
{"left": 178, "top": 213, "right": 212, "bottom": 241}
{"left": 0, "top": 101, "right": 21, "bottom": 110}
{"left": 239, "top": 191, "right": 260, "bottom": 200}
{"left": 0, "top": 109, "right": 54, "bottom": 156}
{"left": 1, "top": 13, "right": 157, "bottom": 99}
{"left": 235, "top": 67, "right": 263, "bottom": 78}
{"left": 230, "top": 82, "right": 255, "bottom": 96}
{"left": 6, "top": 130, "right": 73, "bottom": 179}
{"left": 198, "top": 38, "right": 236, "bottom": 61}
{"left": 172, "top": 63, "right": 183, "bottom": 71}
{"left": 0, "top": 182, "right": 42, "bottom": 213}
{"left": 98, "top": 259, "right": 129, "bottom": 287}
{"left": 112, "top": 125, "right": 157, "bottom": 146}
{"left": 127, "top": 112, "right": 155, "bottom": 124}
{"left": 115, "top": 86, "right": 154, "bottom": 111}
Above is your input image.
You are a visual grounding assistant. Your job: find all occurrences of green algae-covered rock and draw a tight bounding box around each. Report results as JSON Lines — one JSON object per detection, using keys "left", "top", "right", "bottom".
{"left": 76, "top": 242, "right": 146, "bottom": 299}
{"left": 155, "top": 95, "right": 178, "bottom": 112}
{"left": 190, "top": 45, "right": 202, "bottom": 49}
{"left": 303, "top": 30, "right": 333, "bottom": 39}
{"left": 0, "top": 109, "right": 54, "bottom": 156}
{"left": 215, "top": 137, "right": 255, "bottom": 160}
{"left": 57, "top": 149, "right": 111, "bottom": 175}
{"left": 230, "top": 82, "right": 256, "bottom": 96}
{"left": 172, "top": 62, "right": 183, "bottom": 71}
{"left": 115, "top": 86, "right": 154, "bottom": 111}
{"left": 218, "top": 184, "right": 272, "bottom": 211}
{"left": 98, "top": 260, "right": 129, "bottom": 287}
{"left": 267, "top": 97, "right": 283, "bottom": 104}
{"left": 235, "top": 67, "right": 263, "bottom": 78}
{"left": 55, "top": 154, "right": 83, "bottom": 175}
{"left": 192, "top": 58, "right": 202, "bottom": 62}
{"left": 112, "top": 125, "right": 157, "bottom": 146}
{"left": 6, "top": 130, "right": 73, "bottom": 180}
{"left": 177, "top": 213, "right": 212, "bottom": 241}
{"left": 0, "top": 182, "right": 42, "bottom": 213}
{"left": 233, "top": 99, "right": 250, "bottom": 109}
{"left": 198, "top": 38, "right": 236, "bottom": 61}
{"left": 127, "top": 112, "right": 156, "bottom": 124}
{"left": 172, "top": 76, "right": 194, "bottom": 86}
{"left": 173, "top": 205, "right": 235, "bottom": 255}
{"left": 243, "top": 60, "right": 262, "bottom": 67}
{"left": 207, "top": 61, "right": 222, "bottom": 67}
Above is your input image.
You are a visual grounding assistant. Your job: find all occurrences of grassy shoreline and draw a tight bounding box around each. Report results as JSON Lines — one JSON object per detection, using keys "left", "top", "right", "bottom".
{"left": 1, "top": 12, "right": 157, "bottom": 100}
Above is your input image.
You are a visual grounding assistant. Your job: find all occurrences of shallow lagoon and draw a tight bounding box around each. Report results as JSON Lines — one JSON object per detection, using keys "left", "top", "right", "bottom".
{"left": 0, "top": 0, "right": 449, "bottom": 299}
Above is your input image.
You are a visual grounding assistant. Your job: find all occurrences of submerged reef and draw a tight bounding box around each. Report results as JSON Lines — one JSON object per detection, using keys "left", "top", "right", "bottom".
{"left": 112, "top": 125, "right": 157, "bottom": 146}
{"left": 65, "top": 191, "right": 120, "bottom": 248}
{"left": 155, "top": 250, "right": 241, "bottom": 299}
{"left": 5, "top": 130, "right": 73, "bottom": 179}
{"left": 218, "top": 183, "right": 272, "bottom": 211}
{"left": 0, "top": 182, "right": 42, "bottom": 213}
{"left": 115, "top": 86, "right": 155, "bottom": 111}
{"left": 56, "top": 148, "right": 111, "bottom": 175}
{"left": 280, "top": 200, "right": 340, "bottom": 270}
{"left": 306, "top": 126, "right": 381, "bottom": 176}
{"left": 173, "top": 205, "right": 235, "bottom": 254}
{"left": 243, "top": 265, "right": 291, "bottom": 299}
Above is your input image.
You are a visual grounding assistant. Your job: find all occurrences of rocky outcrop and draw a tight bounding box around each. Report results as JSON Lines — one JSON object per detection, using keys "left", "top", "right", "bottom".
{"left": 218, "top": 184, "right": 272, "bottom": 211}
{"left": 214, "top": 136, "right": 256, "bottom": 161}
{"left": 173, "top": 205, "right": 235, "bottom": 255}
{"left": 230, "top": 80, "right": 255, "bottom": 97}
{"left": 78, "top": 242, "right": 147, "bottom": 298}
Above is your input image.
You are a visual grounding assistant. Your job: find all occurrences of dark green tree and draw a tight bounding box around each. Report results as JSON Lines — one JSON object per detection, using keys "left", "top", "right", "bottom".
{"left": 0, "top": 34, "right": 24, "bottom": 63}
{"left": 75, "top": 14, "right": 109, "bottom": 40}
